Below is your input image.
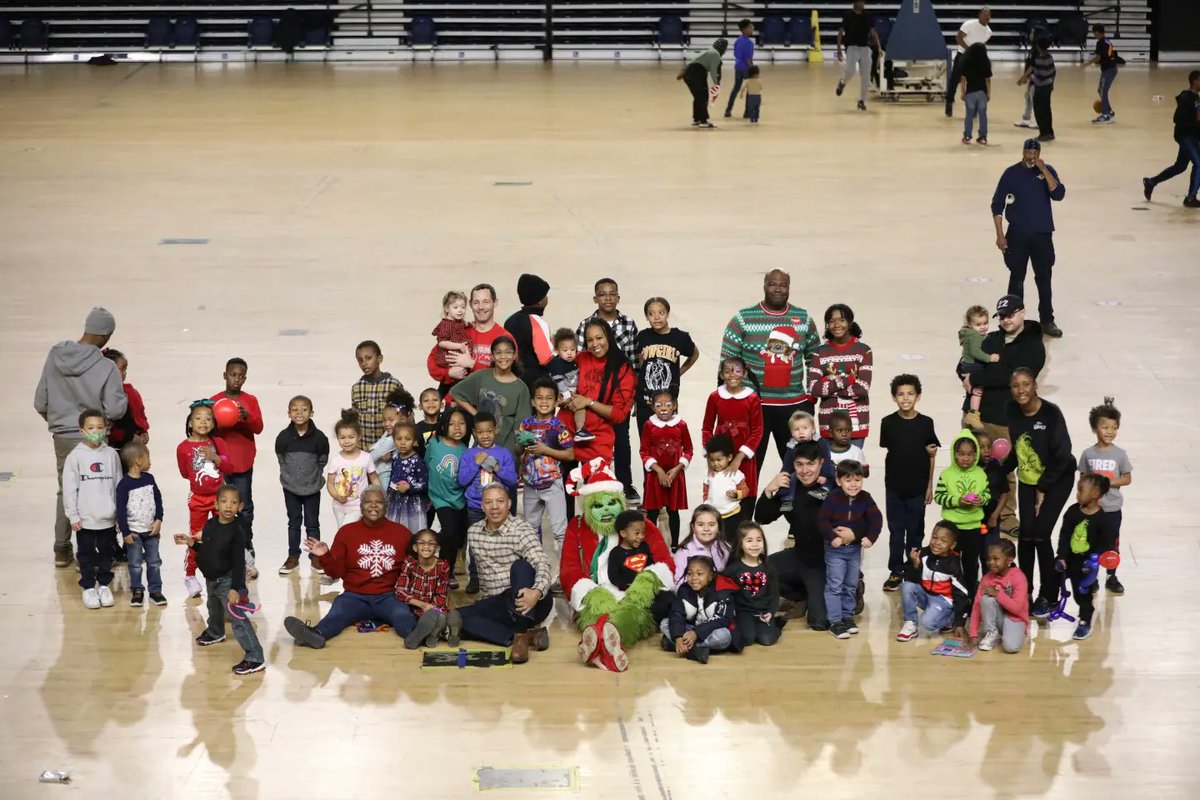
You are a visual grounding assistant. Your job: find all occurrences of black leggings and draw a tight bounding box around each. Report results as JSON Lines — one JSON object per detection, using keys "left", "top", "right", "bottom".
{"left": 435, "top": 506, "right": 468, "bottom": 575}
{"left": 735, "top": 611, "right": 782, "bottom": 647}
{"left": 1017, "top": 477, "right": 1072, "bottom": 601}
{"left": 646, "top": 509, "right": 681, "bottom": 549}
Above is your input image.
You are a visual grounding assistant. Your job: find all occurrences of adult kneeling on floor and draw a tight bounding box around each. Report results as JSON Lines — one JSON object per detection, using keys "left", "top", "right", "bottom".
{"left": 284, "top": 486, "right": 422, "bottom": 649}
{"left": 445, "top": 483, "right": 552, "bottom": 664}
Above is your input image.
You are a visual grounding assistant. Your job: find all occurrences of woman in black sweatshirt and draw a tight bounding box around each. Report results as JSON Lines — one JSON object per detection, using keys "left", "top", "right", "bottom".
{"left": 1003, "top": 368, "right": 1076, "bottom": 618}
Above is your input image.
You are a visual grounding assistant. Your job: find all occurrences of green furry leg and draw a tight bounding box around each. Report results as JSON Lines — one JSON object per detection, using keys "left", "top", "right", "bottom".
{"left": 607, "top": 571, "right": 664, "bottom": 647}
{"left": 576, "top": 586, "right": 619, "bottom": 632}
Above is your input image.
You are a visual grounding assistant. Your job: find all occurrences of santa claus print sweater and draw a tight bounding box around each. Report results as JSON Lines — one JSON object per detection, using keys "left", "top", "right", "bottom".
{"left": 320, "top": 519, "right": 413, "bottom": 594}
{"left": 720, "top": 303, "right": 820, "bottom": 406}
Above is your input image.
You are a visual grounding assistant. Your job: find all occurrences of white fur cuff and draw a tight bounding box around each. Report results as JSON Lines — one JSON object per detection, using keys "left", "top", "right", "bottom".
{"left": 570, "top": 578, "right": 599, "bottom": 611}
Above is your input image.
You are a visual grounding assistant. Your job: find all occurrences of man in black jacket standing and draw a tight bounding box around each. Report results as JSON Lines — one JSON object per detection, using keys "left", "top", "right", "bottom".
{"left": 960, "top": 295, "right": 1045, "bottom": 536}
{"left": 1143, "top": 70, "right": 1200, "bottom": 208}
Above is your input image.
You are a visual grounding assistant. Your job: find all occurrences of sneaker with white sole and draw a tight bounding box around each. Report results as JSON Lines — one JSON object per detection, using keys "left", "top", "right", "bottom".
{"left": 978, "top": 630, "right": 1000, "bottom": 651}
{"left": 1014, "top": 119, "right": 1036, "bottom": 128}
{"left": 149, "top": 592, "right": 168, "bottom": 606}
{"left": 130, "top": 590, "right": 145, "bottom": 607}
{"left": 82, "top": 587, "right": 101, "bottom": 609}
{"left": 896, "top": 620, "right": 918, "bottom": 641}
{"left": 97, "top": 585, "right": 115, "bottom": 607}
{"left": 232, "top": 659, "right": 266, "bottom": 675}
{"left": 196, "top": 630, "right": 225, "bottom": 646}
{"left": 184, "top": 575, "right": 202, "bottom": 598}
{"left": 844, "top": 619, "right": 860, "bottom": 635}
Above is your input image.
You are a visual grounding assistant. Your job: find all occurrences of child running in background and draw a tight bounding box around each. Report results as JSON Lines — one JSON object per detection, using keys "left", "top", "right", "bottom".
{"left": 968, "top": 539, "right": 1029, "bottom": 653}
{"left": 394, "top": 529, "right": 451, "bottom": 649}
{"left": 673, "top": 505, "right": 731, "bottom": 588}
{"left": 1054, "top": 474, "right": 1116, "bottom": 641}
{"left": 934, "top": 429, "right": 992, "bottom": 594}
{"left": 386, "top": 421, "right": 429, "bottom": 533}
{"left": 959, "top": 305, "right": 999, "bottom": 426}
{"left": 433, "top": 290, "right": 473, "bottom": 382}
{"left": 819, "top": 460, "right": 881, "bottom": 639}
{"left": 896, "top": 521, "right": 970, "bottom": 642}
{"left": 702, "top": 435, "right": 749, "bottom": 540}
{"left": 178, "top": 400, "right": 232, "bottom": 599}
{"left": 702, "top": 355, "right": 762, "bottom": 520}
{"left": 1078, "top": 398, "right": 1131, "bottom": 594}
{"left": 640, "top": 387, "right": 693, "bottom": 549}
{"left": 275, "top": 395, "right": 329, "bottom": 576}
{"left": 326, "top": 409, "right": 379, "bottom": 531}
{"left": 661, "top": 555, "right": 738, "bottom": 664}
{"left": 117, "top": 441, "right": 165, "bottom": 607}
{"left": 959, "top": 42, "right": 992, "bottom": 144}
{"left": 725, "top": 521, "right": 782, "bottom": 647}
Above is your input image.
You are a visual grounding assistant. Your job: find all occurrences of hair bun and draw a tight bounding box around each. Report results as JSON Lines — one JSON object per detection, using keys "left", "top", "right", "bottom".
{"left": 339, "top": 408, "right": 360, "bottom": 424}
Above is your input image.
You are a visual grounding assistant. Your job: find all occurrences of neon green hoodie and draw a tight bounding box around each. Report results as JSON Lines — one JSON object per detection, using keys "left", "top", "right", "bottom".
{"left": 934, "top": 429, "right": 991, "bottom": 527}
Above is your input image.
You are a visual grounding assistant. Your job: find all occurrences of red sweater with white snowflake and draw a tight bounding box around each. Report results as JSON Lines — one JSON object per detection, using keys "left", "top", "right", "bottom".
{"left": 321, "top": 519, "right": 413, "bottom": 594}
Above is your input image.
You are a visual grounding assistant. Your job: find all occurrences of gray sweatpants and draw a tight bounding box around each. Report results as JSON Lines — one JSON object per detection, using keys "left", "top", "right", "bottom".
{"left": 843, "top": 45, "right": 872, "bottom": 102}
{"left": 979, "top": 594, "right": 1027, "bottom": 653}
{"left": 1022, "top": 81, "right": 1034, "bottom": 121}
{"left": 522, "top": 483, "right": 569, "bottom": 549}
{"left": 52, "top": 434, "right": 83, "bottom": 556}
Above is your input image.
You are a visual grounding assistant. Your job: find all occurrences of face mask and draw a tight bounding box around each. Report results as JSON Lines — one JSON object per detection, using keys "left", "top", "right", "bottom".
{"left": 83, "top": 429, "right": 106, "bottom": 446}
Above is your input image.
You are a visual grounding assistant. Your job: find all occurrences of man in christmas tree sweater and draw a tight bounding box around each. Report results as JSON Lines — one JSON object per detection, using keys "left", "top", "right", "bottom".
{"left": 721, "top": 269, "right": 821, "bottom": 472}
{"left": 284, "top": 487, "right": 416, "bottom": 648}
{"left": 560, "top": 458, "right": 674, "bottom": 672}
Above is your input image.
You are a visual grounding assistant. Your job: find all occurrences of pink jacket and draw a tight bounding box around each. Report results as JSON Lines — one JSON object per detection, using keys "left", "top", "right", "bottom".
{"left": 969, "top": 568, "right": 1030, "bottom": 638}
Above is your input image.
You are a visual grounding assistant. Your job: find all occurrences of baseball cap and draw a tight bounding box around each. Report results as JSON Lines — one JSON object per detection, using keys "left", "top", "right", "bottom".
{"left": 994, "top": 295, "right": 1025, "bottom": 318}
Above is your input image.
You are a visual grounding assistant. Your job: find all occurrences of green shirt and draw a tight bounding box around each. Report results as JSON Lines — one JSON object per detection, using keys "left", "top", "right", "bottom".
{"left": 691, "top": 48, "right": 723, "bottom": 81}
{"left": 425, "top": 436, "right": 467, "bottom": 510}
{"left": 449, "top": 369, "right": 531, "bottom": 454}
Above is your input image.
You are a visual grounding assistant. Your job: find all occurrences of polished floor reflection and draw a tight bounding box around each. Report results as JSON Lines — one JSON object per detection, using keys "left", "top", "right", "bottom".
{"left": 0, "top": 61, "right": 1196, "bottom": 799}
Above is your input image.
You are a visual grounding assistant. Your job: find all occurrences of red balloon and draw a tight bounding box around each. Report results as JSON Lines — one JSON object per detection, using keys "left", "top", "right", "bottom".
{"left": 1098, "top": 551, "right": 1120, "bottom": 570}
{"left": 213, "top": 398, "right": 240, "bottom": 428}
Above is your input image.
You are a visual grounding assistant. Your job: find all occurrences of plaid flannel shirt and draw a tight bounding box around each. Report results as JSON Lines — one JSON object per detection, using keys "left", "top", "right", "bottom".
{"left": 350, "top": 373, "right": 402, "bottom": 448}
{"left": 393, "top": 555, "right": 450, "bottom": 614}
{"left": 466, "top": 514, "right": 551, "bottom": 597}
{"left": 577, "top": 313, "right": 639, "bottom": 369}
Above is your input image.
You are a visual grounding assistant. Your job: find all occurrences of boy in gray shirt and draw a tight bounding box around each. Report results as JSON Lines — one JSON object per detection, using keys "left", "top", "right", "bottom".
{"left": 63, "top": 408, "right": 122, "bottom": 609}
{"left": 1079, "top": 400, "right": 1132, "bottom": 593}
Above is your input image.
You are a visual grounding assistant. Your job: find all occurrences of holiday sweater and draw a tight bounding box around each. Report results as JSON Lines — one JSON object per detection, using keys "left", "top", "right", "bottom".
{"left": 968, "top": 567, "right": 1029, "bottom": 638}
{"left": 934, "top": 429, "right": 991, "bottom": 528}
{"left": 724, "top": 559, "right": 779, "bottom": 616}
{"left": 321, "top": 519, "right": 413, "bottom": 594}
{"left": 702, "top": 385, "right": 763, "bottom": 496}
{"left": 1003, "top": 399, "right": 1075, "bottom": 490}
{"left": 209, "top": 390, "right": 264, "bottom": 473}
{"left": 807, "top": 338, "right": 873, "bottom": 439}
{"left": 176, "top": 437, "right": 232, "bottom": 497}
{"left": 903, "top": 546, "right": 970, "bottom": 626}
{"left": 639, "top": 415, "right": 693, "bottom": 511}
{"left": 721, "top": 302, "right": 820, "bottom": 406}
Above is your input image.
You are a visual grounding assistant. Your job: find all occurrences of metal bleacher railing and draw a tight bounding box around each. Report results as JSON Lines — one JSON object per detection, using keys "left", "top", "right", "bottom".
{"left": 0, "top": 1, "right": 1149, "bottom": 63}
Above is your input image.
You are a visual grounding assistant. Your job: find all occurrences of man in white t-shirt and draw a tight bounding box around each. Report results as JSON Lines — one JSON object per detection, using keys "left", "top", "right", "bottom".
{"left": 946, "top": 7, "right": 993, "bottom": 116}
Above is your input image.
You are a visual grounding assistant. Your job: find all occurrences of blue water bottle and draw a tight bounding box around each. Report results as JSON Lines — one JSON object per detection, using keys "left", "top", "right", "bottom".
{"left": 457, "top": 648, "right": 467, "bottom": 669}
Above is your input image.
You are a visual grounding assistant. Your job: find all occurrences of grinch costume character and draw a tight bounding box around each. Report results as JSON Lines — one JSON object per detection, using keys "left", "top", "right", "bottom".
{"left": 560, "top": 458, "right": 674, "bottom": 672}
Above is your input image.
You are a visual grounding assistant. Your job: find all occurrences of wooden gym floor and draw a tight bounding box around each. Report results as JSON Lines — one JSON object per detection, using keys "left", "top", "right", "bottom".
{"left": 0, "top": 61, "right": 1197, "bottom": 799}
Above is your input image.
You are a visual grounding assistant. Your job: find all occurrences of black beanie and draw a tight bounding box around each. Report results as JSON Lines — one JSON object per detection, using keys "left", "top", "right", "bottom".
{"left": 517, "top": 273, "right": 550, "bottom": 306}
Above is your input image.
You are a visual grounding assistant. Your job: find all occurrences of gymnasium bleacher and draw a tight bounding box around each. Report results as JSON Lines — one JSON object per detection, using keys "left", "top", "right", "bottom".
{"left": 0, "top": 1, "right": 1151, "bottom": 63}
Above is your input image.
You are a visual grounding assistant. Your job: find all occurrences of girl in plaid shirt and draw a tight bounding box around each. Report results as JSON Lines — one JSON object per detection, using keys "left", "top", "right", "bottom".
{"left": 394, "top": 529, "right": 451, "bottom": 649}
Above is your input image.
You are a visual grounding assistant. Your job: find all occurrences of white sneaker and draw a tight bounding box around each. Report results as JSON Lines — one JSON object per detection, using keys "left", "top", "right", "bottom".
{"left": 184, "top": 575, "right": 202, "bottom": 598}
{"left": 82, "top": 587, "right": 101, "bottom": 609}
{"left": 97, "top": 585, "right": 115, "bottom": 608}
{"left": 1013, "top": 119, "right": 1036, "bottom": 128}
{"left": 896, "top": 620, "right": 918, "bottom": 642}
{"left": 978, "top": 630, "right": 1000, "bottom": 651}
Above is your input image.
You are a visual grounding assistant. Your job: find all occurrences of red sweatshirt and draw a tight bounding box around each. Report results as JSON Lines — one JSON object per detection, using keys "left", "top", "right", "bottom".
{"left": 210, "top": 390, "right": 263, "bottom": 474}
{"left": 176, "top": 437, "right": 232, "bottom": 496}
{"left": 322, "top": 519, "right": 413, "bottom": 594}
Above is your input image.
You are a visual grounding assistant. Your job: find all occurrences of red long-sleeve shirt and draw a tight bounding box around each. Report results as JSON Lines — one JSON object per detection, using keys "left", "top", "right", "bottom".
{"left": 557, "top": 352, "right": 635, "bottom": 464}
{"left": 176, "top": 437, "right": 232, "bottom": 496}
{"left": 210, "top": 390, "right": 263, "bottom": 474}
{"left": 394, "top": 555, "right": 450, "bottom": 615}
{"left": 322, "top": 519, "right": 413, "bottom": 595}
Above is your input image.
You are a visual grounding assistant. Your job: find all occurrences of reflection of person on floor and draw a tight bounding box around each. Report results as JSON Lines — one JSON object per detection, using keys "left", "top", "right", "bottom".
{"left": 677, "top": 38, "right": 726, "bottom": 128}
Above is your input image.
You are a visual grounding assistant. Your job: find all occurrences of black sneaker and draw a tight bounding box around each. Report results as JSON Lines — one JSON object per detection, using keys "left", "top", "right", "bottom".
{"left": 284, "top": 616, "right": 327, "bottom": 649}
{"left": 835, "top": 79, "right": 845, "bottom": 96}
{"left": 1031, "top": 596, "right": 1051, "bottom": 620}
{"left": 1142, "top": 177, "right": 1154, "bottom": 201}
{"left": 697, "top": 121, "right": 716, "bottom": 129}
{"left": 1037, "top": 134, "right": 1055, "bottom": 142}
{"left": 1106, "top": 574, "right": 1125, "bottom": 594}
{"left": 830, "top": 621, "right": 850, "bottom": 640}
{"left": 1185, "top": 196, "right": 1200, "bottom": 209}
{"left": 1042, "top": 322, "right": 1063, "bottom": 338}
{"left": 232, "top": 660, "right": 266, "bottom": 675}
{"left": 149, "top": 592, "right": 168, "bottom": 606}
{"left": 857, "top": 100, "right": 867, "bottom": 111}
{"left": 573, "top": 427, "right": 597, "bottom": 442}
{"left": 448, "top": 577, "right": 460, "bottom": 591}
{"left": 130, "top": 590, "right": 145, "bottom": 607}
{"left": 686, "top": 644, "right": 710, "bottom": 664}
{"left": 196, "top": 630, "right": 225, "bottom": 646}
{"left": 883, "top": 574, "right": 903, "bottom": 592}
{"left": 844, "top": 619, "right": 860, "bottom": 635}
{"left": 465, "top": 577, "right": 480, "bottom": 595}
{"left": 624, "top": 486, "right": 642, "bottom": 506}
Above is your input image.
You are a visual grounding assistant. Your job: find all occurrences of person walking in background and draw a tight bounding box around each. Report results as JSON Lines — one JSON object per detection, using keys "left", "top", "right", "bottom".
{"left": 946, "top": 6, "right": 992, "bottom": 117}
{"left": 1083, "top": 24, "right": 1120, "bottom": 124}
{"left": 1143, "top": 70, "right": 1200, "bottom": 209}
{"left": 724, "top": 19, "right": 754, "bottom": 119}
{"left": 1019, "top": 35, "right": 1056, "bottom": 142}
{"left": 959, "top": 42, "right": 992, "bottom": 145}
{"left": 836, "top": 1, "right": 882, "bottom": 112}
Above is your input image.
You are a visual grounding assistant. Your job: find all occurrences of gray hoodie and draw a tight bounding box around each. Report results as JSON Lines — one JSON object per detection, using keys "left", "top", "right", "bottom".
{"left": 62, "top": 442, "right": 121, "bottom": 529}
{"left": 34, "top": 342, "right": 128, "bottom": 436}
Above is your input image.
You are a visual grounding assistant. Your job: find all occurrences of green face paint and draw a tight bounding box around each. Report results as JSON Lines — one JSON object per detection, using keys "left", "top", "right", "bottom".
{"left": 583, "top": 491, "right": 626, "bottom": 537}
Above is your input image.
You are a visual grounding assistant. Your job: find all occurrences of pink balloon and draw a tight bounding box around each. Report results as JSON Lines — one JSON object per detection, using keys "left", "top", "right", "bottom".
{"left": 990, "top": 438, "right": 1011, "bottom": 462}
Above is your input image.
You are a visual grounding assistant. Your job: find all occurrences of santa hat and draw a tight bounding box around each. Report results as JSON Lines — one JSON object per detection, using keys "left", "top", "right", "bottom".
{"left": 566, "top": 458, "right": 624, "bottom": 497}
{"left": 767, "top": 326, "right": 795, "bottom": 348}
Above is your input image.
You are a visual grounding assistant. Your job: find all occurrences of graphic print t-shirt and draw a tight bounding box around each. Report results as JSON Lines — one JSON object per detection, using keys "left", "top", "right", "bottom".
{"left": 635, "top": 328, "right": 696, "bottom": 408}
{"left": 326, "top": 450, "right": 376, "bottom": 507}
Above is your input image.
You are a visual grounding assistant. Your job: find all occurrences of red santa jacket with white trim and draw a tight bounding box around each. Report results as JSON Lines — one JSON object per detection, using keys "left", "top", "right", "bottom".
{"left": 560, "top": 514, "right": 673, "bottom": 610}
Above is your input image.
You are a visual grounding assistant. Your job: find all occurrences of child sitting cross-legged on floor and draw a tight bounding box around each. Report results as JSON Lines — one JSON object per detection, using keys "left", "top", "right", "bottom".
{"left": 393, "top": 529, "right": 451, "bottom": 649}
{"left": 896, "top": 521, "right": 970, "bottom": 642}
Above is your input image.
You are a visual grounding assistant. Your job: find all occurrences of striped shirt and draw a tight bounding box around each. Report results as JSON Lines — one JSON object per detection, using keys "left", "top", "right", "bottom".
{"left": 577, "top": 312, "right": 640, "bottom": 368}
{"left": 807, "top": 338, "right": 873, "bottom": 439}
{"left": 1031, "top": 51, "right": 1056, "bottom": 87}
{"left": 467, "top": 514, "right": 551, "bottom": 597}
{"left": 721, "top": 302, "right": 820, "bottom": 406}
{"left": 351, "top": 372, "right": 402, "bottom": 449}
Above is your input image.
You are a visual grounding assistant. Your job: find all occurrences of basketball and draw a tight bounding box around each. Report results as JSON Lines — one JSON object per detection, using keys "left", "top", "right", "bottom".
{"left": 990, "top": 437, "right": 1011, "bottom": 462}
{"left": 1094, "top": 99, "right": 1103, "bottom": 113}
{"left": 213, "top": 397, "right": 240, "bottom": 428}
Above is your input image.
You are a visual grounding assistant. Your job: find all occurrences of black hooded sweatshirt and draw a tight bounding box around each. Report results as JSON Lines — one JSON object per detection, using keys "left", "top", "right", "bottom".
{"left": 1173, "top": 89, "right": 1200, "bottom": 138}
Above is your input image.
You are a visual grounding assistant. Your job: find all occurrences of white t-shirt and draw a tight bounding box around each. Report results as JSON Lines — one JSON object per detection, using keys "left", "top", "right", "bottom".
{"left": 704, "top": 470, "right": 747, "bottom": 517}
{"left": 957, "top": 19, "right": 992, "bottom": 53}
{"left": 326, "top": 450, "right": 376, "bottom": 509}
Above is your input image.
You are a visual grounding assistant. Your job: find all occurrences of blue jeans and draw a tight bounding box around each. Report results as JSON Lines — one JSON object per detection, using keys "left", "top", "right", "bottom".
{"left": 885, "top": 491, "right": 926, "bottom": 575}
{"left": 1150, "top": 133, "right": 1200, "bottom": 198}
{"left": 206, "top": 574, "right": 264, "bottom": 662}
{"left": 823, "top": 543, "right": 861, "bottom": 624}
{"left": 458, "top": 558, "right": 552, "bottom": 645}
{"left": 1097, "top": 67, "right": 1117, "bottom": 116}
{"left": 126, "top": 533, "right": 162, "bottom": 592}
{"left": 725, "top": 67, "right": 747, "bottom": 116}
{"left": 658, "top": 618, "right": 733, "bottom": 651}
{"left": 746, "top": 94, "right": 762, "bottom": 123}
{"left": 225, "top": 469, "right": 255, "bottom": 554}
{"left": 901, "top": 581, "right": 954, "bottom": 631}
{"left": 964, "top": 90, "right": 988, "bottom": 139}
{"left": 316, "top": 590, "right": 417, "bottom": 639}
{"left": 283, "top": 489, "right": 321, "bottom": 556}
